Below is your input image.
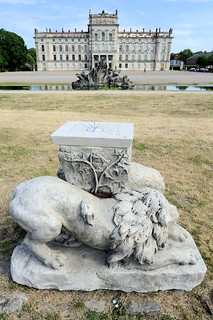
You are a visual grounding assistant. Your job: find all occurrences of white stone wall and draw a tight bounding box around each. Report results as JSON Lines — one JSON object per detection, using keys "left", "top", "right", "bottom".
{"left": 35, "top": 12, "right": 173, "bottom": 71}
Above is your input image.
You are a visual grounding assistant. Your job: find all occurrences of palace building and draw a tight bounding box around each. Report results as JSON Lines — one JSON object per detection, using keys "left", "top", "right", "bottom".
{"left": 34, "top": 10, "right": 173, "bottom": 71}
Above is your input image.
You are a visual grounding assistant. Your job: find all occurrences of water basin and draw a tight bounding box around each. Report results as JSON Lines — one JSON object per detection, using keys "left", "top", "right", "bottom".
{"left": 0, "top": 85, "right": 213, "bottom": 91}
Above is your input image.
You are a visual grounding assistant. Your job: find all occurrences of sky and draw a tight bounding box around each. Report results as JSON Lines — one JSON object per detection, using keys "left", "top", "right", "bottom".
{"left": 0, "top": 0, "right": 213, "bottom": 53}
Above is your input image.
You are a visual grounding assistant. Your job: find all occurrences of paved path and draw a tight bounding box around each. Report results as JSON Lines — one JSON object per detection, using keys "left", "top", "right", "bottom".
{"left": 0, "top": 70, "right": 213, "bottom": 85}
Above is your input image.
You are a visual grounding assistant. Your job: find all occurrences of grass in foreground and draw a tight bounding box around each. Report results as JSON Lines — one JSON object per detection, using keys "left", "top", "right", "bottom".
{"left": 0, "top": 93, "right": 212, "bottom": 320}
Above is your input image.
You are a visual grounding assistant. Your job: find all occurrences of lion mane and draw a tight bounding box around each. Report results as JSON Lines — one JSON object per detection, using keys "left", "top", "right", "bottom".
{"left": 108, "top": 188, "right": 179, "bottom": 266}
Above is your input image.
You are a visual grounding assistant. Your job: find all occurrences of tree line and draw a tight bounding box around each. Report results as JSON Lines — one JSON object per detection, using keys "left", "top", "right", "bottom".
{"left": 171, "top": 49, "right": 213, "bottom": 66}
{"left": 0, "top": 28, "right": 36, "bottom": 72}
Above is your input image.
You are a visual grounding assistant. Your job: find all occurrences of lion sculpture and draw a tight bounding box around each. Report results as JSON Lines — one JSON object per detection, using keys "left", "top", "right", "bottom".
{"left": 9, "top": 176, "right": 197, "bottom": 270}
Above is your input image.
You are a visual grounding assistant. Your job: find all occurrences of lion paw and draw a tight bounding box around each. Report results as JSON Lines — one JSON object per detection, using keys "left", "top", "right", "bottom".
{"left": 178, "top": 249, "right": 199, "bottom": 266}
{"left": 43, "top": 251, "right": 67, "bottom": 269}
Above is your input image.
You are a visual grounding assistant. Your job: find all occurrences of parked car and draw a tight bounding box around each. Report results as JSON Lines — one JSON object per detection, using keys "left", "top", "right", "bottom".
{"left": 196, "top": 68, "right": 209, "bottom": 72}
{"left": 189, "top": 68, "right": 196, "bottom": 71}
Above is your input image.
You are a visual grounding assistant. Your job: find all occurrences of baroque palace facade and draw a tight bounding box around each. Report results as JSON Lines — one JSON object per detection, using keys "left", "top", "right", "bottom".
{"left": 34, "top": 10, "right": 173, "bottom": 71}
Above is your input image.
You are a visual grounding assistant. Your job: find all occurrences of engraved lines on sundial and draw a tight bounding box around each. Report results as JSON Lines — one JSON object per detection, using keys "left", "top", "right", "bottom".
{"left": 64, "top": 122, "right": 121, "bottom": 136}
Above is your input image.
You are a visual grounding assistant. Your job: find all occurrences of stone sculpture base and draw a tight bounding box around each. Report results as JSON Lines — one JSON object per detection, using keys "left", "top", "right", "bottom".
{"left": 11, "top": 229, "right": 206, "bottom": 292}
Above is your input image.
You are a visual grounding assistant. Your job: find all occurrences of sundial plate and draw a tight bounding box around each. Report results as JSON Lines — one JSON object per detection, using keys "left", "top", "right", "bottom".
{"left": 51, "top": 121, "right": 134, "bottom": 148}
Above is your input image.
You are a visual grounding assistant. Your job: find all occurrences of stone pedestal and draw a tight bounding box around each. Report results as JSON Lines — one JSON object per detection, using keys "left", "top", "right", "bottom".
{"left": 51, "top": 121, "right": 134, "bottom": 195}
{"left": 11, "top": 226, "right": 206, "bottom": 292}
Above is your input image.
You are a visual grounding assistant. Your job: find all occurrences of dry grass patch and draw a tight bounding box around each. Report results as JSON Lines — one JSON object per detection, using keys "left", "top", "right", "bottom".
{"left": 0, "top": 93, "right": 212, "bottom": 320}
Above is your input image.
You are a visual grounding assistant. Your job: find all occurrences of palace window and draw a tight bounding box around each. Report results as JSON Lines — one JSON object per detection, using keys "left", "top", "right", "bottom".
{"left": 65, "top": 45, "right": 69, "bottom": 51}
{"left": 72, "top": 54, "right": 75, "bottom": 61}
{"left": 144, "top": 54, "right": 147, "bottom": 61}
{"left": 78, "top": 45, "right": 81, "bottom": 52}
{"left": 138, "top": 54, "right": 141, "bottom": 61}
{"left": 41, "top": 45, "right": 45, "bottom": 52}
{"left": 125, "top": 63, "right": 128, "bottom": 68}
{"left": 119, "top": 63, "right": 122, "bottom": 68}
{"left": 109, "top": 44, "right": 112, "bottom": 51}
{"left": 125, "top": 54, "right": 128, "bottom": 61}
{"left": 66, "top": 54, "right": 69, "bottom": 61}
{"left": 84, "top": 45, "right": 87, "bottom": 51}
{"left": 119, "top": 54, "right": 122, "bottom": 60}
{"left": 53, "top": 45, "right": 56, "bottom": 51}
{"left": 102, "top": 32, "right": 105, "bottom": 41}
{"left": 53, "top": 54, "right": 57, "bottom": 61}
{"left": 119, "top": 45, "right": 122, "bottom": 51}
{"left": 132, "top": 53, "right": 135, "bottom": 60}
{"left": 131, "top": 44, "right": 135, "bottom": 51}
{"left": 72, "top": 45, "right": 75, "bottom": 51}
{"left": 78, "top": 54, "right": 81, "bottom": 61}
{"left": 85, "top": 54, "right": 87, "bottom": 60}
{"left": 138, "top": 45, "right": 142, "bottom": 51}
{"left": 126, "top": 45, "right": 129, "bottom": 51}
{"left": 59, "top": 45, "right": 62, "bottom": 52}
{"left": 95, "top": 33, "right": 98, "bottom": 41}
{"left": 102, "top": 43, "right": 105, "bottom": 50}
{"left": 42, "top": 54, "right": 45, "bottom": 61}
{"left": 109, "top": 33, "right": 112, "bottom": 41}
{"left": 60, "top": 54, "right": 63, "bottom": 61}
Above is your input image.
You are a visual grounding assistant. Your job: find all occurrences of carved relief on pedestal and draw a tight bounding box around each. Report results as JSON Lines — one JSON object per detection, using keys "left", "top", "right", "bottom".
{"left": 58, "top": 146, "right": 130, "bottom": 195}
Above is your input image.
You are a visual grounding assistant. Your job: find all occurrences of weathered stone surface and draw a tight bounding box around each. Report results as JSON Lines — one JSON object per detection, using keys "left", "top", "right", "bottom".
{"left": 85, "top": 300, "right": 106, "bottom": 313}
{"left": 11, "top": 227, "right": 206, "bottom": 292}
{"left": 52, "top": 121, "right": 134, "bottom": 195}
{"left": 58, "top": 145, "right": 131, "bottom": 195}
{"left": 0, "top": 293, "right": 27, "bottom": 314}
{"left": 9, "top": 176, "right": 181, "bottom": 271}
{"left": 126, "top": 301, "right": 160, "bottom": 316}
{"left": 129, "top": 162, "right": 165, "bottom": 193}
{"left": 51, "top": 121, "right": 134, "bottom": 148}
{"left": 0, "top": 256, "right": 10, "bottom": 274}
{"left": 71, "top": 61, "right": 134, "bottom": 90}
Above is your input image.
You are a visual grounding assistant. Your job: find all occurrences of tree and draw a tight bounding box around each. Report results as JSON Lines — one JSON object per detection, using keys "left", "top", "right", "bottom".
{"left": 27, "top": 48, "right": 36, "bottom": 62}
{"left": 26, "top": 53, "right": 36, "bottom": 70}
{"left": 179, "top": 49, "right": 194, "bottom": 64}
{"left": 197, "top": 56, "right": 208, "bottom": 67}
{"left": 207, "top": 53, "right": 213, "bottom": 66}
{"left": 0, "top": 28, "right": 27, "bottom": 71}
{"left": 170, "top": 52, "right": 175, "bottom": 60}
{"left": 0, "top": 52, "right": 8, "bottom": 71}
{"left": 197, "top": 53, "right": 213, "bottom": 67}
